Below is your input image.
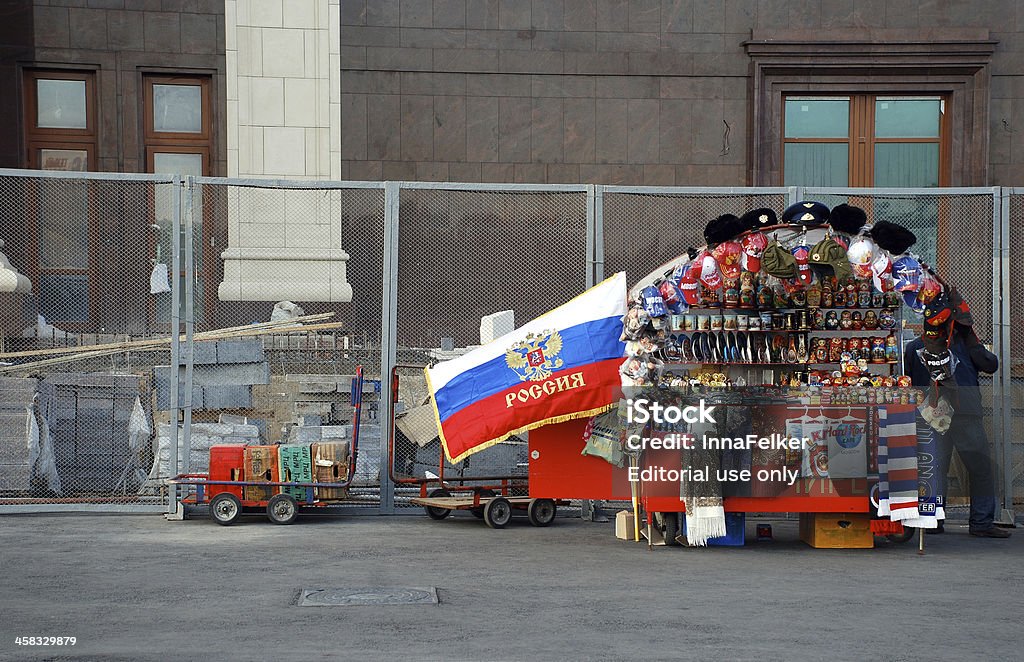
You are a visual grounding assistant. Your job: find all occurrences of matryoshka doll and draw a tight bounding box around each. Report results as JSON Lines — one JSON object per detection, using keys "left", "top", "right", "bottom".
{"left": 806, "top": 279, "right": 822, "bottom": 308}
{"left": 845, "top": 277, "right": 858, "bottom": 308}
{"left": 871, "top": 336, "right": 886, "bottom": 363}
{"left": 812, "top": 309, "right": 825, "bottom": 330}
{"left": 739, "top": 271, "right": 756, "bottom": 309}
{"left": 884, "top": 290, "right": 902, "bottom": 308}
{"left": 757, "top": 278, "right": 774, "bottom": 309}
{"left": 840, "top": 310, "right": 853, "bottom": 330}
{"left": 829, "top": 337, "right": 844, "bottom": 363}
{"left": 825, "top": 310, "right": 840, "bottom": 330}
{"left": 885, "top": 334, "right": 899, "bottom": 363}
{"left": 871, "top": 288, "right": 885, "bottom": 308}
{"left": 822, "top": 278, "right": 834, "bottom": 308}
{"left": 723, "top": 278, "right": 740, "bottom": 308}
{"left": 858, "top": 280, "right": 872, "bottom": 308}
{"left": 863, "top": 310, "right": 878, "bottom": 330}
{"left": 860, "top": 337, "right": 873, "bottom": 361}
{"left": 851, "top": 311, "right": 863, "bottom": 330}
{"left": 879, "top": 308, "right": 896, "bottom": 330}
{"left": 833, "top": 280, "right": 846, "bottom": 307}
{"left": 814, "top": 337, "right": 828, "bottom": 363}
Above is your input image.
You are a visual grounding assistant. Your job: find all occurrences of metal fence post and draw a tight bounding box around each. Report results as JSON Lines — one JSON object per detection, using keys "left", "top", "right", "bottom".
{"left": 378, "top": 181, "right": 400, "bottom": 514}
{"left": 998, "top": 187, "right": 1015, "bottom": 520}
{"left": 183, "top": 177, "right": 196, "bottom": 476}
{"left": 166, "top": 174, "right": 183, "bottom": 519}
{"left": 588, "top": 184, "right": 604, "bottom": 287}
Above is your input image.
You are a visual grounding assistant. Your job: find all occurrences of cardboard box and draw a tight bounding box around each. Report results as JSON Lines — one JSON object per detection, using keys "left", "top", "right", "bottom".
{"left": 615, "top": 510, "right": 634, "bottom": 540}
{"left": 278, "top": 444, "right": 313, "bottom": 501}
{"left": 799, "top": 512, "right": 874, "bottom": 549}
{"left": 243, "top": 445, "right": 279, "bottom": 502}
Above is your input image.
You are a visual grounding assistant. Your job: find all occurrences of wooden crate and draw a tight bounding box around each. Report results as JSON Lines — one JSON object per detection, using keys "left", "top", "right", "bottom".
{"left": 243, "top": 445, "right": 279, "bottom": 502}
{"left": 311, "top": 441, "right": 349, "bottom": 500}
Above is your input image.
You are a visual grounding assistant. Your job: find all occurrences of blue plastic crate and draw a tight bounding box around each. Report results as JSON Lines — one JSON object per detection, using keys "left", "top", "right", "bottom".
{"left": 682, "top": 512, "right": 745, "bottom": 546}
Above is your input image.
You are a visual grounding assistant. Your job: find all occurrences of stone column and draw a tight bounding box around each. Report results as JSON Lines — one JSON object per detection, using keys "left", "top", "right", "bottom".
{"left": 220, "top": 0, "right": 350, "bottom": 302}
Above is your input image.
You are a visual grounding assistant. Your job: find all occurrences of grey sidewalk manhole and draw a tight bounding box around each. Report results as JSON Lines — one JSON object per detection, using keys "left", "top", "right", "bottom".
{"left": 298, "top": 587, "right": 439, "bottom": 606}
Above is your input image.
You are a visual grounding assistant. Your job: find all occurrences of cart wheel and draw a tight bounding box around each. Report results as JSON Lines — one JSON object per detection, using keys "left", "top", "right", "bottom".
{"left": 471, "top": 489, "right": 496, "bottom": 519}
{"left": 527, "top": 498, "right": 557, "bottom": 527}
{"left": 483, "top": 496, "right": 513, "bottom": 529}
{"left": 888, "top": 526, "right": 916, "bottom": 544}
{"left": 425, "top": 488, "right": 452, "bottom": 520}
{"left": 209, "top": 493, "right": 242, "bottom": 526}
{"left": 266, "top": 494, "right": 299, "bottom": 525}
{"left": 662, "top": 512, "right": 680, "bottom": 546}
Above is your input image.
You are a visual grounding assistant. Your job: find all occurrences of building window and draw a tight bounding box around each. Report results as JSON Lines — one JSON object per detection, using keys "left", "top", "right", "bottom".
{"left": 143, "top": 74, "right": 212, "bottom": 174}
{"left": 783, "top": 95, "right": 948, "bottom": 187}
{"left": 23, "top": 69, "right": 97, "bottom": 170}
{"left": 744, "top": 29, "right": 996, "bottom": 187}
{"left": 144, "top": 74, "right": 213, "bottom": 326}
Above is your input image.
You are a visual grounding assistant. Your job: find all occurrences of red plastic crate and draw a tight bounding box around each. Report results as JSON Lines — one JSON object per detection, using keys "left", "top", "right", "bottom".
{"left": 207, "top": 445, "right": 244, "bottom": 501}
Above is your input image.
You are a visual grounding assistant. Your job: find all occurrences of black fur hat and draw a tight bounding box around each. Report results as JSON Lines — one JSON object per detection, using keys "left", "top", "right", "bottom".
{"left": 739, "top": 208, "right": 778, "bottom": 232}
{"left": 828, "top": 203, "right": 868, "bottom": 235}
{"left": 703, "top": 213, "right": 746, "bottom": 246}
{"left": 869, "top": 220, "right": 917, "bottom": 255}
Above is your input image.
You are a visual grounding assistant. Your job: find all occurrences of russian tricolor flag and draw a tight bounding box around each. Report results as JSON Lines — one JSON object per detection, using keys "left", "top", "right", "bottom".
{"left": 426, "top": 272, "right": 628, "bottom": 463}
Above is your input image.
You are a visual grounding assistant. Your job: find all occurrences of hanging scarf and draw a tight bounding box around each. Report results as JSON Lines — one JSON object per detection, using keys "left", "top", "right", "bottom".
{"left": 880, "top": 405, "right": 919, "bottom": 522}
{"left": 899, "top": 411, "right": 943, "bottom": 529}
{"left": 680, "top": 415, "right": 725, "bottom": 546}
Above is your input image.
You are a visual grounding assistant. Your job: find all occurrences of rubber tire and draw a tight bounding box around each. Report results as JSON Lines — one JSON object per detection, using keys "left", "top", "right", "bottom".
{"left": 888, "top": 526, "right": 916, "bottom": 544}
{"left": 483, "top": 496, "right": 513, "bottom": 529}
{"left": 470, "top": 489, "right": 496, "bottom": 519}
{"left": 425, "top": 488, "right": 452, "bottom": 520}
{"left": 209, "top": 492, "right": 243, "bottom": 526}
{"left": 662, "top": 512, "right": 680, "bottom": 546}
{"left": 527, "top": 498, "right": 557, "bottom": 527}
{"left": 266, "top": 493, "right": 299, "bottom": 525}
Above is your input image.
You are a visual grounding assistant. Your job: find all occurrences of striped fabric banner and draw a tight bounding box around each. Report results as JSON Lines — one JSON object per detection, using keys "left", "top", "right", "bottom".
{"left": 882, "top": 405, "right": 919, "bottom": 522}
{"left": 876, "top": 408, "right": 890, "bottom": 517}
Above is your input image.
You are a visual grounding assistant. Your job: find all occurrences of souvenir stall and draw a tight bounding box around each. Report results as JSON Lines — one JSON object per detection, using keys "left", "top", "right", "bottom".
{"left": 529, "top": 201, "right": 967, "bottom": 549}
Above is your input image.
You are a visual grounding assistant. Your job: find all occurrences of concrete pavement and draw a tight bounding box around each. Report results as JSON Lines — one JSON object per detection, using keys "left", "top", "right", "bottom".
{"left": 0, "top": 511, "right": 1020, "bottom": 661}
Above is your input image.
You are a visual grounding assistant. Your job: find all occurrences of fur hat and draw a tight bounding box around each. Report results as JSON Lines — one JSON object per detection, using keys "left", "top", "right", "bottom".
{"left": 739, "top": 208, "right": 778, "bottom": 232}
{"left": 869, "top": 220, "right": 916, "bottom": 255}
{"left": 828, "top": 204, "right": 867, "bottom": 235}
{"left": 703, "top": 213, "right": 746, "bottom": 246}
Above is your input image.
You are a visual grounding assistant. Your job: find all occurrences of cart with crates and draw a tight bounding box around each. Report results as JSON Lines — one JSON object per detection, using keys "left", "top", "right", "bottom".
{"left": 389, "top": 363, "right": 569, "bottom": 528}
{"left": 169, "top": 367, "right": 366, "bottom": 525}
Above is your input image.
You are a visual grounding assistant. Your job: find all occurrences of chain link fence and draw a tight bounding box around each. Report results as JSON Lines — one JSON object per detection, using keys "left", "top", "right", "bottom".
{"left": 0, "top": 170, "right": 177, "bottom": 509}
{"left": 391, "top": 185, "right": 589, "bottom": 507}
{"left": 181, "top": 179, "right": 386, "bottom": 508}
{"left": 0, "top": 172, "right": 1019, "bottom": 512}
{"left": 601, "top": 187, "right": 791, "bottom": 286}
{"left": 1006, "top": 190, "right": 1024, "bottom": 509}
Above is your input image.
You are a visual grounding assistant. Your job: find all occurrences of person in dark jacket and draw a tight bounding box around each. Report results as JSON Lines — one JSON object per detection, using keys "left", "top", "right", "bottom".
{"left": 905, "top": 314, "right": 1009, "bottom": 538}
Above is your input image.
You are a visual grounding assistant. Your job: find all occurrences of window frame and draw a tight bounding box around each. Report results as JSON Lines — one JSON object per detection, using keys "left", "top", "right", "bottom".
{"left": 23, "top": 69, "right": 98, "bottom": 171}
{"left": 744, "top": 29, "right": 996, "bottom": 187}
{"left": 143, "top": 74, "right": 212, "bottom": 146}
{"left": 780, "top": 93, "right": 952, "bottom": 187}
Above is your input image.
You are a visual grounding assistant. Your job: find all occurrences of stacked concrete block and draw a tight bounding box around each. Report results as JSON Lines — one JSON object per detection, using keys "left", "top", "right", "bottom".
{"left": 46, "top": 373, "right": 146, "bottom": 494}
{"left": 0, "top": 377, "right": 53, "bottom": 491}
{"left": 149, "top": 421, "right": 261, "bottom": 482}
{"left": 285, "top": 373, "right": 380, "bottom": 424}
{"left": 154, "top": 339, "right": 269, "bottom": 411}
